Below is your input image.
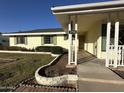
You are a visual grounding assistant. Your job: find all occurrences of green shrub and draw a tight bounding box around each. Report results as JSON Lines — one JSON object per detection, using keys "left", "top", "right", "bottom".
{"left": 36, "top": 46, "right": 66, "bottom": 54}
{"left": 35, "top": 46, "right": 51, "bottom": 52}
{"left": 51, "top": 46, "right": 63, "bottom": 54}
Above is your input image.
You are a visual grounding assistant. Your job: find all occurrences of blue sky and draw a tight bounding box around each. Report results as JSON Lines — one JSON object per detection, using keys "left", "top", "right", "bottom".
{"left": 0, "top": 0, "right": 112, "bottom": 32}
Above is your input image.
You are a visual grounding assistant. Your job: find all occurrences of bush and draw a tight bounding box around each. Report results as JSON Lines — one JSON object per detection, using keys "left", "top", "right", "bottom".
{"left": 51, "top": 46, "right": 63, "bottom": 54}
{"left": 35, "top": 46, "right": 66, "bottom": 54}
{"left": 35, "top": 46, "right": 51, "bottom": 52}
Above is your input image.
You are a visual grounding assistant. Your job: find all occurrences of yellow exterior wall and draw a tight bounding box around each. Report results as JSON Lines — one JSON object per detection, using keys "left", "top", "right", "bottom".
{"left": 84, "top": 21, "right": 104, "bottom": 59}
{"left": 9, "top": 35, "right": 69, "bottom": 49}
{"left": 9, "top": 36, "right": 42, "bottom": 49}
{"left": 9, "top": 37, "right": 14, "bottom": 46}
{"left": 56, "top": 35, "right": 69, "bottom": 49}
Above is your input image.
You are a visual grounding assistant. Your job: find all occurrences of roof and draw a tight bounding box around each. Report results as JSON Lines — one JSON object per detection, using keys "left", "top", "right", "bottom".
{"left": 51, "top": 1, "right": 124, "bottom": 15}
{"left": 2, "top": 28, "right": 66, "bottom": 36}
{"left": 12, "top": 28, "right": 64, "bottom": 33}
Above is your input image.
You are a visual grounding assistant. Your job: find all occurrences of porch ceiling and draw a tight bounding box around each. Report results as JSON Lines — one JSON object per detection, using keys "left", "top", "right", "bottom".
{"left": 55, "top": 12, "right": 124, "bottom": 35}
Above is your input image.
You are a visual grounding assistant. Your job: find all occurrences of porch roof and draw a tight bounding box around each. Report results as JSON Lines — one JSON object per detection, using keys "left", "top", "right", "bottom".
{"left": 51, "top": 1, "right": 124, "bottom": 15}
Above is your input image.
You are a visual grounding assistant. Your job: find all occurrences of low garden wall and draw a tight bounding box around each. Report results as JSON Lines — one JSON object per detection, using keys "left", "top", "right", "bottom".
{"left": 0, "top": 50, "right": 58, "bottom": 57}
{"left": 35, "top": 56, "right": 78, "bottom": 87}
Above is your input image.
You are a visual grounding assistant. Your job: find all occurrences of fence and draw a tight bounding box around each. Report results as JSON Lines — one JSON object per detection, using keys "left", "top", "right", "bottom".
{"left": 108, "top": 45, "right": 124, "bottom": 67}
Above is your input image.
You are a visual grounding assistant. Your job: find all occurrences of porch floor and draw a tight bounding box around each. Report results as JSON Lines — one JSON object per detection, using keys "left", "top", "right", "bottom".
{"left": 77, "top": 50, "right": 124, "bottom": 92}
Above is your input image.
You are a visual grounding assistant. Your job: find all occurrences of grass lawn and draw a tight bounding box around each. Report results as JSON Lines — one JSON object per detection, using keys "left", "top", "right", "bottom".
{"left": 0, "top": 53, "right": 54, "bottom": 87}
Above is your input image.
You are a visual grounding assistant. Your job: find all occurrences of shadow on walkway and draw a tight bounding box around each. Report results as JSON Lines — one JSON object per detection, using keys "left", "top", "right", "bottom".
{"left": 77, "top": 50, "right": 96, "bottom": 64}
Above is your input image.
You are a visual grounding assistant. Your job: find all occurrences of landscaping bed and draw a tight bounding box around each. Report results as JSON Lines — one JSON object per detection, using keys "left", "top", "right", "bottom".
{"left": 111, "top": 67, "right": 124, "bottom": 79}
{"left": 0, "top": 53, "right": 54, "bottom": 87}
{"left": 27, "top": 54, "right": 77, "bottom": 88}
{"left": 45, "top": 54, "right": 77, "bottom": 77}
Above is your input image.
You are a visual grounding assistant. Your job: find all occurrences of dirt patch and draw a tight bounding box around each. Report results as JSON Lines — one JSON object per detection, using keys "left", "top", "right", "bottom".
{"left": 45, "top": 54, "right": 77, "bottom": 77}
{"left": 111, "top": 67, "right": 124, "bottom": 79}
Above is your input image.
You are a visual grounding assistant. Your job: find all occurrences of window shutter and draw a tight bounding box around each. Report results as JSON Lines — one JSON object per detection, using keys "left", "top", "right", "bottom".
{"left": 53, "top": 35, "right": 57, "bottom": 45}
{"left": 41, "top": 36, "right": 44, "bottom": 45}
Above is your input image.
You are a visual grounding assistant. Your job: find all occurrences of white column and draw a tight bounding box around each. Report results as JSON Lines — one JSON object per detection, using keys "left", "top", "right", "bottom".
{"left": 106, "top": 22, "right": 111, "bottom": 67}
{"left": 68, "top": 23, "right": 72, "bottom": 65}
{"left": 75, "top": 23, "right": 78, "bottom": 65}
{"left": 114, "top": 21, "right": 119, "bottom": 68}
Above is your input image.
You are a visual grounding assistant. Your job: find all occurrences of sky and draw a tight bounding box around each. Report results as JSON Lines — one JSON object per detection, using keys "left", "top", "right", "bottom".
{"left": 0, "top": 0, "right": 113, "bottom": 33}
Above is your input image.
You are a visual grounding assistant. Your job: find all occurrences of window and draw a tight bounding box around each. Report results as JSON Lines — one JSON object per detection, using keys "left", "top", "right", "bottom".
{"left": 101, "top": 24, "right": 115, "bottom": 51}
{"left": 44, "top": 35, "right": 53, "bottom": 44}
{"left": 101, "top": 24, "right": 107, "bottom": 51}
{"left": 118, "top": 25, "right": 124, "bottom": 45}
{"left": 101, "top": 24, "right": 124, "bottom": 51}
{"left": 16, "top": 36, "right": 26, "bottom": 44}
{"left": 64, "top": 34, "right": 68, "bottom": 40}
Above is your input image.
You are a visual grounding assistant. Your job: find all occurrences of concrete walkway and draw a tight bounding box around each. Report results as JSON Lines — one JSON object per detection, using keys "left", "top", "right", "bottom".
{"left": 77, "top": 51, "right": 124, "bottom": 92}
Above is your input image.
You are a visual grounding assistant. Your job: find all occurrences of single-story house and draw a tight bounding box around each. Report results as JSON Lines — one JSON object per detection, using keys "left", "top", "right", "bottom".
{"left": 51, "top": 0, "right": 124, "bottom": 68}
{"left": 2, "top": 0, "right": 124, "bottom": 68}
{"left": 2, "top": 28, "right": 69, "bottom": 49}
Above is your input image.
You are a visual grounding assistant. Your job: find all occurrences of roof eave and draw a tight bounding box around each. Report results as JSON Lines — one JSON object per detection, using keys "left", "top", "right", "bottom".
{"left": 52, "top": 6, "right": 124, "bottom": 15}
{"left": 2, "top": 32, "right": 67, "bottom": 36}
{"left": 51, "top": 1, "right": 124, "bottom": 11}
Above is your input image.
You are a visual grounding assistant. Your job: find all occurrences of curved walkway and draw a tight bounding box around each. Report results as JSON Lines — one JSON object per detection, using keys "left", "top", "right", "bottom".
{"left": 77, "top": 51, "right": 124, "bottom": 92}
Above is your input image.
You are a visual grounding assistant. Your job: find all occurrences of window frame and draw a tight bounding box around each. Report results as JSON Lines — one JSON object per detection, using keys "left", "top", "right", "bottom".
{"left": 64, "top": 34, "right": 68, "bottom": 40}
{"left": 101, "top": 24, "right": 124, "bottom": 51}
{"left": 16, "top": 36, "right": 26, "bottom": 44}
{"left": 44, "top": 35, "right": 53, "bottom": 44}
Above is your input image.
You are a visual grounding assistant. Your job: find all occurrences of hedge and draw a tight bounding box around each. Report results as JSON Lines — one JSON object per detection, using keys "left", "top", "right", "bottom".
{"left": 35, "top": 46, "right": 67, "bottom": 54}
{"left": 0, "top": 45, "right": 67, "bottom": 54}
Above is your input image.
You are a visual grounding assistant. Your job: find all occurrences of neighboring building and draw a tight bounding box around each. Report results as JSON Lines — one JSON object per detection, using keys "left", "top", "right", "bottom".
{"left": 51, "top": 0, "right": 124, "bottom": 67}
{"left": 0, "top": 36, "right": 9, "bottom": 46}
{"left": 2, "top": 28, "right": 69, "bottom": 49}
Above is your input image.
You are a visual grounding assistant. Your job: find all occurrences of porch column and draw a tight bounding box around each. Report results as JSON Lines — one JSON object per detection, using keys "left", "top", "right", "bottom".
{"left": 75, "top": 23, "right": 78, "bottom": 65}
{"left": 106, "top": 22, "right": 111, "bottom": 67}
{"left": 68, "top": 23, "right": 72, "bottom": 65}
{"left": 114, "top": 21, "right": 119, "bottom": 68}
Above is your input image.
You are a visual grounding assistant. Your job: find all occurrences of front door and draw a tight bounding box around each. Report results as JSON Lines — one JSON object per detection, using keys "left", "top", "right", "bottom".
{"left": 79, "top": 35, "right": 85, "bottom": 50}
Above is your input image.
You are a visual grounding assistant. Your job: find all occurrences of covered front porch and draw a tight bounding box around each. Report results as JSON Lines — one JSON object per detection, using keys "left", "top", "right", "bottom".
{"left": 65, "top": 12, "right": 124, "bottom": 68}
{"left": 52, "top": 1, "right": 124, "bottom": 68}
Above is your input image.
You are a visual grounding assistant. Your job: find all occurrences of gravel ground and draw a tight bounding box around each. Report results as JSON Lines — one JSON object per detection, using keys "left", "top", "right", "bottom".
{"left": 111, "top": 67, "right": 124, "bottom": 79}
{"left": 45, "top": 54, "right": 77, "bottom": 77}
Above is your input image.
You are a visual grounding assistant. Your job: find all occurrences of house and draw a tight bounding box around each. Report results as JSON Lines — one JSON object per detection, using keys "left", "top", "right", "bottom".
{"left": 51, "top": 0, "right": 124, "bottom": 68}
{"left": 2, "top": 1, "right": 124, "bottom": 68}
{"left": 2, "top": 28, "right": 69, "bottom": 50}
